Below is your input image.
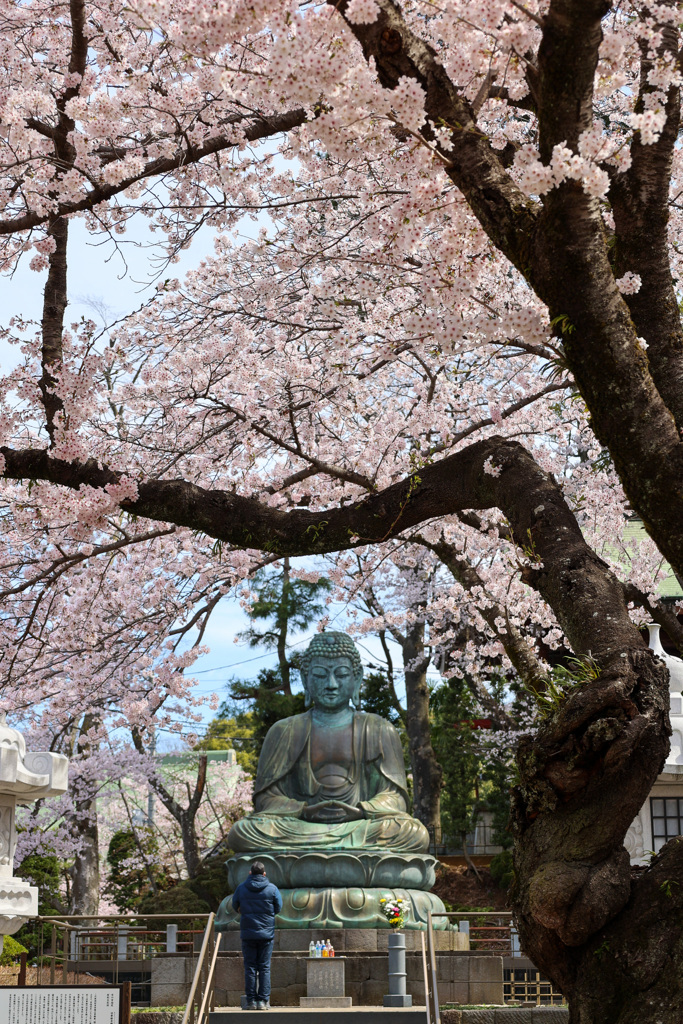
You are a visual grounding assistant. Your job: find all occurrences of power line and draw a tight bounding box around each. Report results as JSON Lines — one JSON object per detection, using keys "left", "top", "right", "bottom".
{"left": 190, "top": 632, "right": 315, "bottom": 674}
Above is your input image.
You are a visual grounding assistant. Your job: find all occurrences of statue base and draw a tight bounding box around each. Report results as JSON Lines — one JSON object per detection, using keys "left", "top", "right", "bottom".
{"left": 215, "top": 886, "right": 449, "bottom": 931}
{"left": 226, "top": 851, "right": 437, "bottom": 891}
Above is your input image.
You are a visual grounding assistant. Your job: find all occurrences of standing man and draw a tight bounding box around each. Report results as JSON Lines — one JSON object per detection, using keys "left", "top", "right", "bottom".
{"left": 232, "top": 860, "right": 283, "bottom": 1010}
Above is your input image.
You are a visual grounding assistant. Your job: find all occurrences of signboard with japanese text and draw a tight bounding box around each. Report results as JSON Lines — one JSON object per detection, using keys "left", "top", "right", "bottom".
{"left": 0, "top": 985, "right": 124, "bottom": 1024}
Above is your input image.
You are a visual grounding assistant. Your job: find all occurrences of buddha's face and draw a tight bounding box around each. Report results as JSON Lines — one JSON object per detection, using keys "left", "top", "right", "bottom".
{"left": 305, "top": 656, "right": 360, "bottom": 712}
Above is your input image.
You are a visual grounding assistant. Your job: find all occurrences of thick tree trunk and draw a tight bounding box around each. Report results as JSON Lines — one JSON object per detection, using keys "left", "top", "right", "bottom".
{"left": 401, "top": 619, "right": 442, "bottom": 834}
{"left": 510, "top": 647, "right": 673, "bottom": 1022}
{"left": 70, "top": 799, "right": 100, "bottom": 917}
{"left": 70, "top": 714, "right": 100, "bottom": 917}
{"left": 178, "top": 809, "right": 203, "bottom": 880}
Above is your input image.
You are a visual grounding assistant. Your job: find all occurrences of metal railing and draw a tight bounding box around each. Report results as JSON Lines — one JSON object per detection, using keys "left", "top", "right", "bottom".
{"left": 423, "top": 910, "right": 566, "bottom": 1020}
{"left": 182, "top": 913, "right": 218, "bottom": 1024}
{"left": 27, "top": 913, "right": 210, "bottom": 1004}
{"left": 503, "top": 965, "right": 566, "bottom": 1006}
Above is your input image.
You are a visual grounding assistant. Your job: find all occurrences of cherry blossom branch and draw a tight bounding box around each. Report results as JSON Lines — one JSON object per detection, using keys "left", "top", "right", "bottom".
{"left": 414, "top": 532, "right": 549, "bottom": 694}
{"left": 331, "top": 0, "right": 539, "bottom": 276}
{"left": 0, "top": 107, "right": 309, "bottom": 236}
{"left": 611, "top": 13, "right": 683, "bottom": 428}
{"left": 0, "top": 437, "right": 645, "bottom": 664}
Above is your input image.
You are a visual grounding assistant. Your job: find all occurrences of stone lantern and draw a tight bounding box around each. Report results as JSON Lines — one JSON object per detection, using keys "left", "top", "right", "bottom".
{"left": 0, "top": 714, "right": 68, "bottom": 945}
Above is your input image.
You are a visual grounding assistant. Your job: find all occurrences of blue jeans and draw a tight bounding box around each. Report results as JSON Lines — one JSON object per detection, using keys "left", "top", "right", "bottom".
{"left": 241, "top": 938, "right": 274, "bottom": 1004}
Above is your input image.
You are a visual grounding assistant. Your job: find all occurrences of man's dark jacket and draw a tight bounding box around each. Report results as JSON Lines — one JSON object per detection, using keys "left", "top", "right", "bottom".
{"left": 232, "top": 874, "right": 283, "bottom": 940}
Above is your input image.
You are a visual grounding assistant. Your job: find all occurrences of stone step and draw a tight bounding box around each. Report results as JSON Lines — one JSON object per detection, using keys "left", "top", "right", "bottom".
{"left": 209, "top": 1008, "right": 425, "bottom": 1024}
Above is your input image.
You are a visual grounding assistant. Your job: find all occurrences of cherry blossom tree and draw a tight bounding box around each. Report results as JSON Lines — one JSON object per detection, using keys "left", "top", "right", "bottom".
{"left": 0, "top": 0, "right": 683, "bottom": 1018}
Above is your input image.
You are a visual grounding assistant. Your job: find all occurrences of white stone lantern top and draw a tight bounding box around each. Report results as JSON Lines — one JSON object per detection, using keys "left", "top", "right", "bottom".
{"left": 0, "top": 713, "right": 68, "bottom": 801}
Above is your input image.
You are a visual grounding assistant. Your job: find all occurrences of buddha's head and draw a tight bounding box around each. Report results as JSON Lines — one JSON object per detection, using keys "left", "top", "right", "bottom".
{"left": 300, "top": 632, "right": 363, "bottom": 711}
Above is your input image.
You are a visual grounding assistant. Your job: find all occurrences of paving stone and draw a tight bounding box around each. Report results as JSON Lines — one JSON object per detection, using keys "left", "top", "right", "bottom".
{"left": 461, "top": 1011, "right": 497, "bottom": 1024}
{"left": 133, "top": 1014, "right": 184, "bottom": 1024}
{"left": 529, "top": 1010, "right": 569, "bottom": 1022}
{"left": 441, "top": 1011, "right": 463, "bottom": 1024}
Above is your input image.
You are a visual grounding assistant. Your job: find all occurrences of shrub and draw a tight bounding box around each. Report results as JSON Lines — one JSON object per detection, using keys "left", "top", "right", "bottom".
{"left": 490, "top": 850, "right": 514, "bottom": 890}
{"left": 0, "top": 935, "right": 28, "bottom": 966}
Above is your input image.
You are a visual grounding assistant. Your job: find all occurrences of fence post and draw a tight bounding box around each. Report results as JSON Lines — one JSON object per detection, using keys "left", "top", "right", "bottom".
{"left": 18, "top": 952, "right": 26, "bottom": 987}
{"left": 383, "top": 930, "right": 412, "bottom": 1007}
{"left": 50, "top": 924, "right": 56, "bottom": 986}
{"left": 121, "top": 980, "right": 132, "bottom": 1024}
{"left": 118, "top": 926, "right": 129, "bottom": 961}
{"left": 459, "top": 919, "right": 470, "bottom": 940}
{"left": 167, "top": 923, "right": 178, "bottom": 953}
{"left": 70, "top": 927, "right": 79, "bottom": 961}
{"left": 62, "top": 926, "right": 68, "bottom": 983}
{"left": 510, "top": 925, "right": 521, "bottom": 957}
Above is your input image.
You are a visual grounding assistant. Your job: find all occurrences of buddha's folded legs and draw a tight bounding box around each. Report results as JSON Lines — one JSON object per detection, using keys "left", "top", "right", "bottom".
{"left": 228, "top": 813, "right": 429, "bottom": 854}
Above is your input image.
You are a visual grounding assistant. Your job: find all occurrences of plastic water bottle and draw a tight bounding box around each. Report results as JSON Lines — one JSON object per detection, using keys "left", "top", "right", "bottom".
{"left": 309, "top": 941, "right": 315, "bottom": 958}
{"left": 315, "top": 940, "right": 322, "bottom": 957}
{"left": 322, "top": 940, "right": 329, "bottom": 957}
{"left": 327, "top": 940, "right": 334, "bottom": 957}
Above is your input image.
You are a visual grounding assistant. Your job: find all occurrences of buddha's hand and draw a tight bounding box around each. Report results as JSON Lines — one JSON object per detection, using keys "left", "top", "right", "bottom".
{"left": 301, "top": 800, "right": 365, "bottom": 823}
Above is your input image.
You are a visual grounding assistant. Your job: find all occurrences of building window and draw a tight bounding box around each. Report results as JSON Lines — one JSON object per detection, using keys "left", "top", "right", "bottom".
{"left": 651, "top": 798, "right": 683, "bottom": 852}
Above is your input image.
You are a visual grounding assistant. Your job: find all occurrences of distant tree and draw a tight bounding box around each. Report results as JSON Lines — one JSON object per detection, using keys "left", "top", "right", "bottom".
{"left": 227, "top": 669, "right": 306, "bottom": 766}
{"left": 196, "top": 710, "right": 258, "bottom": 776}
{"left": 432, "top": 673, "right": 532, "bottom": 872}
{"left": 104, "top": 827, "right": 169, "bottom": 913}
{"left": 361, "top": 665, "right": 403, "bottom": 725}
{"left": 15, "top": 850, "right": 63, "bottom": 959}
{"left": 237, "top": 559, "right": 331, "bottom": 696}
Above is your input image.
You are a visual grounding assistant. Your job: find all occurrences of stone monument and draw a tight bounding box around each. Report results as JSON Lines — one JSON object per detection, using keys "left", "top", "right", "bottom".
{"left": 0, "top": 714, "right": 69, "bottom": 945}
{"left": 216, "top": 632, "right": 447, "bottom": 932}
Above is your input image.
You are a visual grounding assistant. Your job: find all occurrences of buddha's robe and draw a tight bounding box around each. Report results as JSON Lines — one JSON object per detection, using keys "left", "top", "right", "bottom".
{"left": 228, "top": 710, "right": 429, "bottom": 853}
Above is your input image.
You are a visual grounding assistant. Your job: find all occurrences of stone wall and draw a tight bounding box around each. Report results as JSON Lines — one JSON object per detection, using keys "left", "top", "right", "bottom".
{"left": 150, "top": 952, "right": 503, "bottom": 1008}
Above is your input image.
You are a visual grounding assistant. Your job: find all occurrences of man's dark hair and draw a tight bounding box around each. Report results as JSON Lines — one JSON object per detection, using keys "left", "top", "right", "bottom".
{"left": 250, "top": 860, "right": 266, "bottom": 875}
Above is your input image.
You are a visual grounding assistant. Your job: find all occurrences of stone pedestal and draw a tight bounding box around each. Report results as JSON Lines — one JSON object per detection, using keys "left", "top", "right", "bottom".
{"left": 0, "top": 716, "right": 68, "bottom": 945}
{"left": 300, "top": 957, "right": 351, "bottom": 1008}
{"left": 384, "top": 931, "right": 412, "bottom": 1007}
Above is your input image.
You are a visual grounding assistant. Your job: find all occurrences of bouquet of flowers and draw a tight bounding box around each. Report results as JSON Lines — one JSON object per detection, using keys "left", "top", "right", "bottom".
{"left": 379, "top": 895, "right": 405, "bottom": 929}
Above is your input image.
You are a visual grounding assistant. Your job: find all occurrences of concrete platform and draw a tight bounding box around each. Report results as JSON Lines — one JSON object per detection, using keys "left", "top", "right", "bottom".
{"left": 209, "top": 1009, "right": 425, "bottom": 1024}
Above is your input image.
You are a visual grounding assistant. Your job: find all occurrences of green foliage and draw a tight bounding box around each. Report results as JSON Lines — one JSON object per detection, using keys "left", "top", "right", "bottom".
{"left": 229, "top": 668, "right": 307, "bottom": 750}
{"left": 530, "top": 656, "right": 600, "bottom": 719}
{"left": 104, "top": 828, "right": 170, "bottom": 912}
{"left": 138, "top": 853, "right": 229, "bottom": 916}
{"left": 490, "top": 850, "right": 514, "bottom": 890}
{"left": 14, "top": 851, "right": 62, "bottom": 958}
{"left": 239, "top": 566, "right": 331, "bottom": 658}
{"left": 196, "top": 710, "right": 258, "bottom": 775}
{"left": 0, "top": 935, "right": 28, "bottom": 966}
{"left": 432, "top": 677, "right": 482, "bottom": 843}
{"left": 432, "top": 673, "right": 532, "bottom": 851}
{"left": 361, "top": 667, "right": 402, "bottom": 723}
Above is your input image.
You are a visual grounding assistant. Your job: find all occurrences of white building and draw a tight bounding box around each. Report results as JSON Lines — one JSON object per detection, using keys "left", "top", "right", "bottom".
{"left": 625, "top": 624, "right": 683, "bottom": 864}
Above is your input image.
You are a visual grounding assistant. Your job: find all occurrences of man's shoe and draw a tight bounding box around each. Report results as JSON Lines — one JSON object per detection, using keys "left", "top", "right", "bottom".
{"left": 256, "top": 1002, "right": 270, "bottom": 1010}
{"left": 244, "top": 1003, "right": 258, "bottom": 1011}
